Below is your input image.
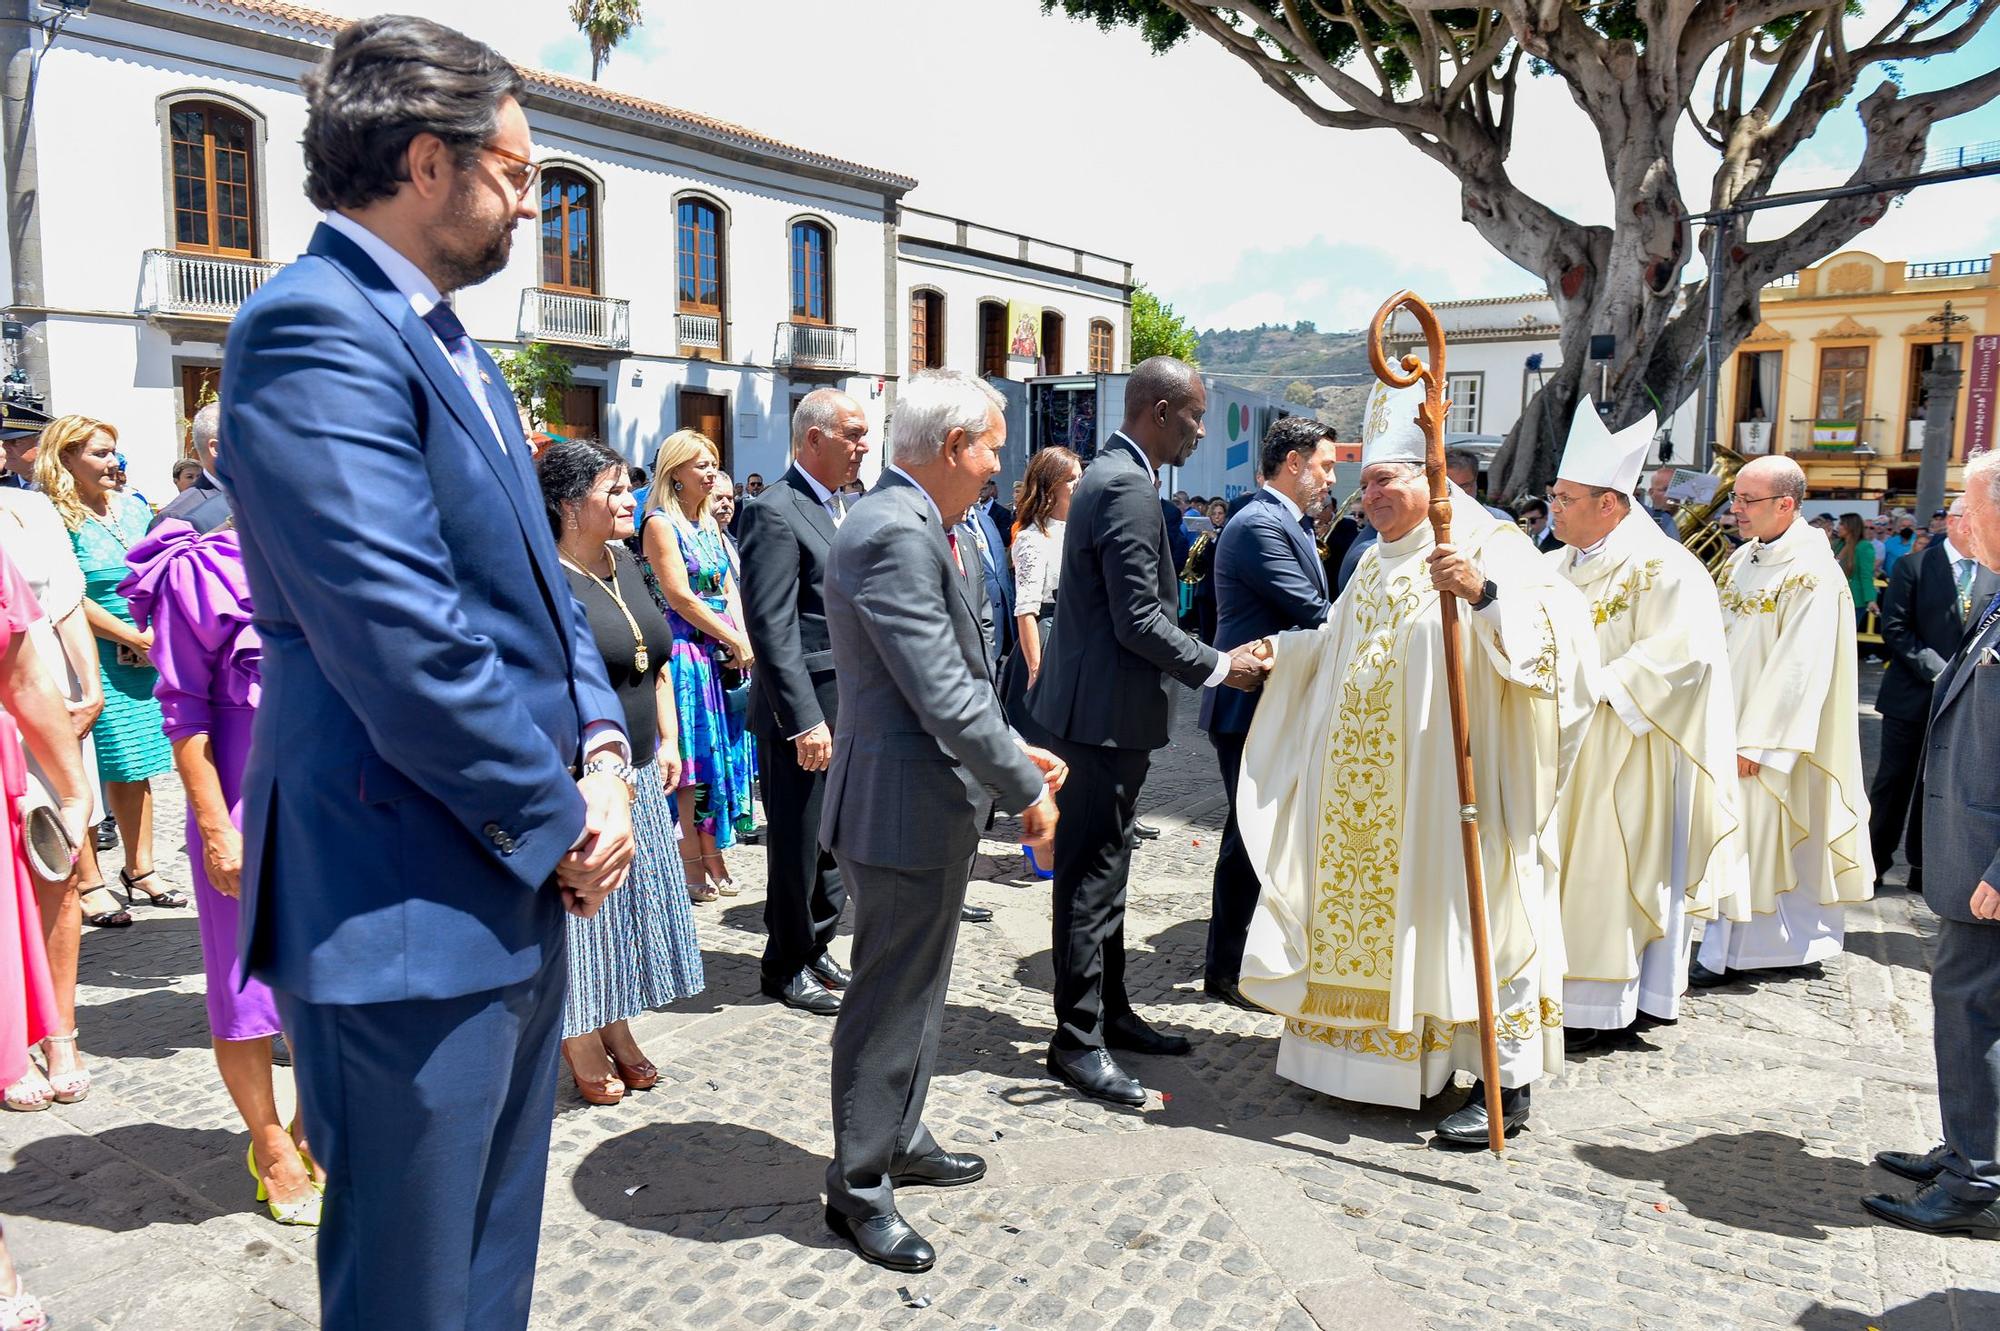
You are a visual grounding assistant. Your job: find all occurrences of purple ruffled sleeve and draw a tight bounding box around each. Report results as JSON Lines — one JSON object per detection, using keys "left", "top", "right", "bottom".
{"left": 120, "top": 521, "right": 260, "bottom": 743}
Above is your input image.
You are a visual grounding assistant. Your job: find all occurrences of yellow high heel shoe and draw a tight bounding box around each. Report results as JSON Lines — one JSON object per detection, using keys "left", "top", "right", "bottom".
{"left": 248, "top": 1141, "right": 323, "bottom": 1227}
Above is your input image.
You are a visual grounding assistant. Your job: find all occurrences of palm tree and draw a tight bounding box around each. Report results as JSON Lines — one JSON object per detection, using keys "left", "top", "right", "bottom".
{"left": 568, "top": 0, "right": 643, "bottom": 83}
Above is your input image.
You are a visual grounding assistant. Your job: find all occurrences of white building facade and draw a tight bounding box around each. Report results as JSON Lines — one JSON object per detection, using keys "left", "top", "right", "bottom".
{"left": 8, "top": 0, "right": 1132, "bottom": 500}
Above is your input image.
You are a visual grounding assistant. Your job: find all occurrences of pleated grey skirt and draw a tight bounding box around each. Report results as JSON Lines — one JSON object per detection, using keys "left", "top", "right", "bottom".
{"left": 563, "top": 757, "right": 707, "bottom": 1036}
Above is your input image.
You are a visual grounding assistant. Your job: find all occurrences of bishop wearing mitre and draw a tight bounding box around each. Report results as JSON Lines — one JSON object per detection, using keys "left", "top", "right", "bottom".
{"left": 1237, "top": 379, "right": 1597, "bottom": 1144}
{"left": 1547, "top": 401, "right": 1745, "bottom": 1049}
{"left": 1692, "top": 455, "right": 1873, "bottom": 983}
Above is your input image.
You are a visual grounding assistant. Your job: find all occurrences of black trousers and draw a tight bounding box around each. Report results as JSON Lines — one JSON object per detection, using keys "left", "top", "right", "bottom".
{"left": 1205, "top": 729, "right": 1256, "bottom": 987}
{"left": 756, "top": 729, "right": 846, "bottom": 985}
{"left": 1048, "top": 739, "right": 1151, "bottom": 1051}
{"left": 1868, "top": 711, "right": 1928, "bottom": 878}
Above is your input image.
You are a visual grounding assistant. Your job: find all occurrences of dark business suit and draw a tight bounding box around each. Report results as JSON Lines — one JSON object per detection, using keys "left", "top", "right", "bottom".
{"left": 1872, "top": 542, "right": 1999, "bottom": 883}
{"left": 1029, "top": 433, "right": 1222, "bottom": 1052}
{"left": 983, "top": 499, "right": 1015, "bottom": 548}
{"left": 965, "top": 503, "right": 1014, "bottom": 668}
{"left": 1918, "top": 589, "right": 2000, "bottom": 1202}
{"left": 738, "top": 467, "right": 849, "bottom": 987}
{"left": 822, "top": 471, "right": 1044, "bottom": 1220}
{"left": 218, "top": 222, "right": 623, "bottom": 1331}
{"left": 1198, "top": 489, "right": 1331, "bottom": 987}
{"left": 149, "top": 471, "right": 231, "bottom": 534}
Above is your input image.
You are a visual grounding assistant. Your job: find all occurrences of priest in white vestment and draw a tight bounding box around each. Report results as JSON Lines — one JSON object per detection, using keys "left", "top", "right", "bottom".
{"left": 1547, "top": 401, "right": 1745, "bottom": 1047}
{"left": 1693, "top": 455, "right": 1873, "bottom": 982}
{"left": 1238, "top": 380, "right": 1597, "bottom": 1143}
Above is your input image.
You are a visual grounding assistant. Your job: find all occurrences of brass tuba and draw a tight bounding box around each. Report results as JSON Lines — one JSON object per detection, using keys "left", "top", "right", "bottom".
{"left": 1674, "top": 445, "right": 1747, "bottom": 577}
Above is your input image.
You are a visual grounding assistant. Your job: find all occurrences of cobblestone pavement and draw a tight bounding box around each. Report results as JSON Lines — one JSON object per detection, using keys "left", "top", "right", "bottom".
{"left": 4, "top": 664, "right": 1997, "bottom": 1329}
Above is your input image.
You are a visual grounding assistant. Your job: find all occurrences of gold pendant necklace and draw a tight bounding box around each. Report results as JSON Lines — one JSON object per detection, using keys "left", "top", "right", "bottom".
{"left": 559, "top": 547, "right": 649, "bottom": 674}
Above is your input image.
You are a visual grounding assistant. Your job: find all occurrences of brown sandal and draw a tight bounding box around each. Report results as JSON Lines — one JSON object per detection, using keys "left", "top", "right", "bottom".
{"left": 561, "top": 1045, "right": 625, "bottom": 1106}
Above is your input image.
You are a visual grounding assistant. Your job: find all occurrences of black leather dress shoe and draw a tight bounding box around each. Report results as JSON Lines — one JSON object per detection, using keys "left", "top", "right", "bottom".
{"left": 1862, "top": 1181, "right": 2000, "bottom": 1238}
{"left": 1876, "top": 1143, "right": 1950, "bottom": 1183}
{"left": 1203, "top": 979, "right": 1260, "bottom": 1012}
{"left": 761, "top": 970, "right": 841, "bottom": 1016}
{"left": 1434, "top": 1083, "right": 1530, "bottom": 1145}
{"left": 1686, "top": 959, "right": 1729, "bottom": 988}
{"left": 93, "top": 816, "right": 118, "bottom": 852}
{"left": 825, "top": 1206, "right": 936, "bottom": 1271}
{"left": 890, "top": 1149, "right": 986, "bottom": 1189}
{"left": 1047, "top": 1047, "right": 1146, "bottom": 1107}
{"left": 1105, "top": 1014, "right": 1192, "bottom": 1056}
{"left": 1132, "top": 820, "right": 1161, "bottom": 840}
{"left": 806, "top": 953, "right": 852, "bottom": 990}
{"left": 1564, "top": 1026, "right": 1610, "bottom": 1053}
{"left": 960, "top": 903, "right": 993, "bottom": 923}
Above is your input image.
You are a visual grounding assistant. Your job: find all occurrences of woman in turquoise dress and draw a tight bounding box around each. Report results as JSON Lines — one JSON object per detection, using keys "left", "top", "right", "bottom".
{"left": 638, "top": 429, "right": 756, "bottom": 902}
{"left": 36, "top": 417, "right": 185, "bottom": 911}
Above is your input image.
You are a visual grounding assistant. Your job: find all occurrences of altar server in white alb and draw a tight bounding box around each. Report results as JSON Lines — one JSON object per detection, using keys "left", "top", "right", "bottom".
{"left": 1692, "top": 455, "right": 1873, "bottom": 984}
{"left": 1547, "top": 401, "right": 1745, "bottom": 1048}
{"left": 1237, "top": 380, "right": 1597, "bottom": 1145}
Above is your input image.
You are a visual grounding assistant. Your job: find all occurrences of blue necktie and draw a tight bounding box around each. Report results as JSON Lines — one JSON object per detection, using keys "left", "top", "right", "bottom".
{"left": 421, "top": 300, "right": 506, "bottom": 453}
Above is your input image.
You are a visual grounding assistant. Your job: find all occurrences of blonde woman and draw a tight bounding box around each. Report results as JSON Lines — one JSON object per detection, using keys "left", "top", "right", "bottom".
{"left": 34, "top": 418, "right": 183, "bottom": 911}
{"left": 638, "top": 431, "right": 756, "bottom": 902}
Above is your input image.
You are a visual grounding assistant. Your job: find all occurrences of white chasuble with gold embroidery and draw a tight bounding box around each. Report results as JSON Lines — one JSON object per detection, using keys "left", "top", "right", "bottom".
{"left": 1697, "top": 516, "right": 1873, "bottom": 974}
{"left": 1237, "top": 492, "right": 1598, "bottom": 1109}
{"left": 1554, "top": 510, "right": 1745, "bottom": 1029}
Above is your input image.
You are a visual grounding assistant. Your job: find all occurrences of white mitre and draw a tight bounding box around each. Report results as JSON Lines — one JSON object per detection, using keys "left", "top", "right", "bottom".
{"left": 1557, "top": 397, "right": 1656, "bottom": 493}
{"left": 1362, "top": 379, "right": 1428, "bottom": 466}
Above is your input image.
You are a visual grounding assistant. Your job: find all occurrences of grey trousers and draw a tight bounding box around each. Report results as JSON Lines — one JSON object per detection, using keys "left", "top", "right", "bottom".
{"left": 1934, "top": 917, "right": 2000, "bottom": 1201}
{"left": 825, "top": 852, "right": 972, "bottom": 1219}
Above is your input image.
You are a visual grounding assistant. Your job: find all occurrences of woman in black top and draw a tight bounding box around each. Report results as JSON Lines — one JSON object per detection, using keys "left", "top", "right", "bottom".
{"left": 538, "top": 440, "right": 706, "bottom": 1107}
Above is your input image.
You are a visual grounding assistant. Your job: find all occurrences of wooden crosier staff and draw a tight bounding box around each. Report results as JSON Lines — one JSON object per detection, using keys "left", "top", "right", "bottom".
{"left": 1367, "top": 289, "right": 1506, "bottom": 1154}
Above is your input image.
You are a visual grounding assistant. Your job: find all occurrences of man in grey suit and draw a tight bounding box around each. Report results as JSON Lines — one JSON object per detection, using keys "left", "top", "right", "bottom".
{"left": 821, "top": 370, "right": 1064, "bottom": 1273}
{"left": 1865, "top": 451, "right": 2000, "bottom": 1238}
{"left": 1029, "top": 356, "right": 1269, "bottom": 1108}
{"left": 150, "top": 402, "right": 232, "bottom": 534}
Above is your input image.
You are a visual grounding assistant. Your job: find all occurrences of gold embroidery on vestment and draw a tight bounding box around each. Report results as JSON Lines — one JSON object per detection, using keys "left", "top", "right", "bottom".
{"left": 1591, "top": 558, "right": 1663, "bottom": 626}
{"left": 1283, "top": 997, "right": 1564, "bottom": 1063}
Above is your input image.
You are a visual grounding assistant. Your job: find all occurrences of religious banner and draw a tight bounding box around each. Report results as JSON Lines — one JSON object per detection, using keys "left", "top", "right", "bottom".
{"left": 1965, "top": 334, "right": 1999, "bottom": 459}
{"left": 1006, "top": 300, "right": 1042, "bottom": 360}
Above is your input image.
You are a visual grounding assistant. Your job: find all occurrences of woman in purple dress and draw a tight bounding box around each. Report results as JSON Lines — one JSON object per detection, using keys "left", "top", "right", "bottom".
{"left": 121, "top": 520, "right": 322, "bottom": 1227}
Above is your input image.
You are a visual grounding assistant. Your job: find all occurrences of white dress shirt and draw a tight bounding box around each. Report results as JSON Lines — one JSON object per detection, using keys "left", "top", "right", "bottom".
{"left": 1108, "top": 433, "right": 1232, "bottom": 689}
{"left": 793, "top": 462, "right": 847, "bottom": 526}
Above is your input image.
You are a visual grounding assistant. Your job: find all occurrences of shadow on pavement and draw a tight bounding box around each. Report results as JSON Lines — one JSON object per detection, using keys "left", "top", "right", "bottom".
{"left": 73, "top": 987, "right": 213, "bottom": 1059}
{"left": 1796, "top": 1289, "right": 2000, "bottom": 1330}
{"left": 569, "top": 1118, "right": 841, "bottom": 1251}
{"left": 1842, "top": 924, "right": 1932, "bottom": 977}
{"left": 1576, "top": 1129, "right": 1877, "bottom": 1239}
{"left": 0, "top": 1124, "right": 242, "bottom": 1228}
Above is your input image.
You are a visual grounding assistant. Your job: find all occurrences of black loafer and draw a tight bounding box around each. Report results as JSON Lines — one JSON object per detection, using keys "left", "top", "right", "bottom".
{"left": 1202, "top": 979, "right": 1261, "bottom": 1012}
{"left": 93, "top": 817, "right": 118, "bottom": 852}
{"left": 890, "top": 1149, "right": 986, "bottom": 1189}
{"left": 825, "top": 1206, "right": 936, "bottom": 1271}
{"left": 1686, "top": 959, "right": 1730, "bottom": 988}
{"left": 761, "top": 970, "right": 841, "bottom": 1016}
{"left": 1105, "top": 1014, "right": 1192, "bottom": 1056}
{"left": 1862, "top": 1181, "right": 2000, "bottom": 1238}
{"left": 1876, "top": 1144, "right": 1949, "bottom": 1183}
{"left": 806, "top": 953, "right": 852, "bottom": 990}
{"left": 1132, "top": 820, "right": 1161, "bottom": 840}
{"left": 1434, "top": 1082, "right": 1530, "bottom": 1145}
{"left": 960, "top": 903, "right": 994, "bottom": 923}
{"left": 1564, "top": 1027, "right": 1610, "bottom": 1053}
{"left": 1047, "top": 1047, "right": 1145, "bottom": 1107}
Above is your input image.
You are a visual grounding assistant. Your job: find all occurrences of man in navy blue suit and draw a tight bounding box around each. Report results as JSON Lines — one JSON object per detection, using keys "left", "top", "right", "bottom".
{"left": 1198, "top": 416, "right": 1337, "bottom": 1008}
{"left": 217, "top": 18, "right": 633, "bottom": 1329}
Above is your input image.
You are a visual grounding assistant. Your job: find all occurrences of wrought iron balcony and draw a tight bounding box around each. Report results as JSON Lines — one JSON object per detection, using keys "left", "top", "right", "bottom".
{"left": 675, "top": 311, "right": 722, "bottom": 353}
{"left": 773, "top": 321, "right": 858, "bottom": 372}
{"left": 519, "top": 288, "right": 630, "bottom": 351}
{"left": 1906, "top": 257, "right": 1992, "bottom": 280}
{"left": 1785, "top": 417, "right": 1889, "bottom": 456}
{"left": 137, "top": 248, "right": 285, "bottom": 321}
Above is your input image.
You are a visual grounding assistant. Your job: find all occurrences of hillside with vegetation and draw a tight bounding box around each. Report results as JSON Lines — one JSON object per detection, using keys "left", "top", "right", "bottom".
{"left": 1195, "top": 321, "right": 1375, "bottom": 440}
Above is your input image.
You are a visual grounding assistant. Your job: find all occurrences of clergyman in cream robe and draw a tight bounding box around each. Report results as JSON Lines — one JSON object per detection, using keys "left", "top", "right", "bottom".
{"left": 1554, "top": 508, "right": 1744, "bottom": 1030}
{"left": 1696, "top": 475, "right": 1873, "bottom": 978}
{"left": 1238, "top": 481, "right": 1597, "bottom": 1114}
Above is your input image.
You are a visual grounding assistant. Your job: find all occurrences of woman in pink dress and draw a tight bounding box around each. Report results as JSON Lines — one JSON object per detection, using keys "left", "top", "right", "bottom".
{"left": 0, "top": 540, "right": 87, "bottom": 1329}
{"left": 122, "top": 519, "right": 321, "bottom": 1227}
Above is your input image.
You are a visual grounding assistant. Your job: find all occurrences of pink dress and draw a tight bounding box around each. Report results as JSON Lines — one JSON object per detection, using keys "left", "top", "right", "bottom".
{"left": 0, "top": 545, "right": 58, "bottom": 1086}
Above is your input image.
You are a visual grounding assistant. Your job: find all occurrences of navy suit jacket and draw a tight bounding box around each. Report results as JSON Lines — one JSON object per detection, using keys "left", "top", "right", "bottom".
{"left": 1199, "top": 488, "right": 1331, "bottom": 735}
{"left": 149, "top": 472, "right": 231, "bottom": 534}
{"left": 217, "top": 222, "right": 622, "bottom": 1005}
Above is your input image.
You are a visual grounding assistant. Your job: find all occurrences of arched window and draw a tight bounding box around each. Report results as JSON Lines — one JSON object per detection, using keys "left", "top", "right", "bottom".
{"left": 170, "top": 101, "right": 257, "bottom": 256}
{"left": 1089, "top": 319, "right": 1114, "bottom": 373}
{"left": 790, "top": 220, "right": 830, "bottom": 324}
{"left": 979, "top": 301, "right": 1007, "bottom": 377}
{"left": 910, "top": 289, "right": 943, "bottom": 374}
{"left": 1041, "top": 311, "right": 1065, "bottom": 375}
{"left": 539, "top": 168, "right": 598, "bottom": 294}
{"left": 677, "top": 197, "right": 724, "bottom": 315}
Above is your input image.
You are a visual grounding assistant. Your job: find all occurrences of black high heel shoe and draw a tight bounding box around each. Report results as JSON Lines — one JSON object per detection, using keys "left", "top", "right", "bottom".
{"left": 121, "top": 868, "right": 190, "bottom": 909}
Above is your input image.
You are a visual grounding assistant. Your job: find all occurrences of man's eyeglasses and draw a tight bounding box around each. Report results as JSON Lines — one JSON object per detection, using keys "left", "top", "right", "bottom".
{"left": 1735, "top": 493, "right": 1786, "bottom": 507}
{"left": 480, "top": 143, "right": 541, "bottom": 200}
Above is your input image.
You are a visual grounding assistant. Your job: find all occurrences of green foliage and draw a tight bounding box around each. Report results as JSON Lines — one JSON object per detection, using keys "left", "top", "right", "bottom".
{"left": 497, "top": 341, "right": 574, "bottom": 430}
{"left": 1284, "top": 380, "right": 1317, "bottom": 406}
{"left": 1293, "top": 320, "right": 1317, "bottom": 335}
{"left": 569, "top": 0, "right": 643, "bottom": 82}
{"left": 1131, "top": 284, "right": 1200, "bottom": 365}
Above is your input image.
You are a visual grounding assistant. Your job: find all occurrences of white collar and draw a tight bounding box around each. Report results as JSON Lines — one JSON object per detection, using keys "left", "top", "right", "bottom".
{"left": 792, "top": 463, "right": 839, "bottom": 508}
{"left": 1571, "top": 532, "right": 1612, "bottom": 566}
{"left": 1110, "top": 432, "right": 1156, "bottom": 481}
{"left": 1265, "top": 486, "right": 1303, "bottom": 524}
{"left": 1946, "top": 537, "right": 1970, "bottom": 566}
{"left": 885, "top": 465, "right": 944, "bottom": 524}
{"left": 322, "top": 211, "right": 445, "bottom": 319}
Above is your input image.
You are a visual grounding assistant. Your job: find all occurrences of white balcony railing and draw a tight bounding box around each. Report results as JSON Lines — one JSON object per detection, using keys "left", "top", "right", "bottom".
{"left": 675, "top": 311, "right": 722, "bottom": 352}
{"left": 772, "top": 321, "right": 858, "bottom": 371}
{"left": 518, "top": 288, "right": 630, "bottom": 351}
{"left": 138, "top": 248, "right": 285, "bottom": 320}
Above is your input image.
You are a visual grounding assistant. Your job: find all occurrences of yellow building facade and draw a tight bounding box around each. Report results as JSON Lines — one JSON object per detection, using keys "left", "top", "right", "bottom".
{"left": 1715, "top": 250, "right": 1998, "bottom": 503}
